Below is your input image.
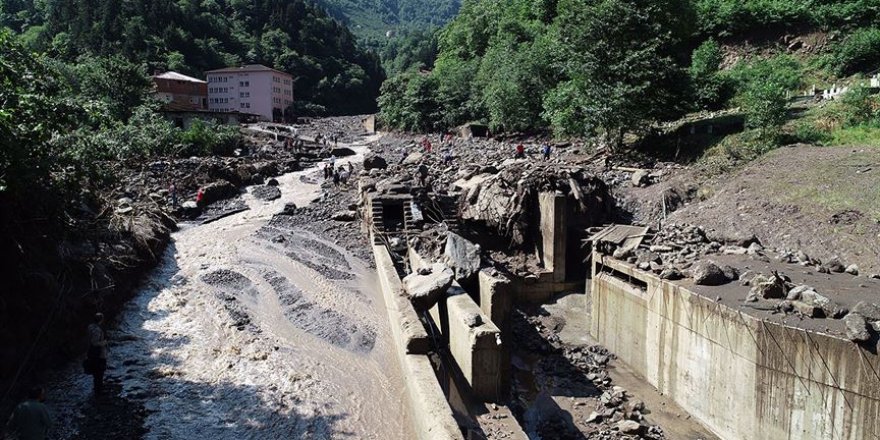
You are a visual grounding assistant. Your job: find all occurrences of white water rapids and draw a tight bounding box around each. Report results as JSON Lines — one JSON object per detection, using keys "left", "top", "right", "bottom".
{"left": 47, "top": 137, "right": 414, "bottom": 439}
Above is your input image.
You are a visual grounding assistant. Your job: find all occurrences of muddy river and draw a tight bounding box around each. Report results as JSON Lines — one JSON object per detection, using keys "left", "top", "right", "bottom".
{"left": 48, "top": 138, "right": 414, "bottom": 439}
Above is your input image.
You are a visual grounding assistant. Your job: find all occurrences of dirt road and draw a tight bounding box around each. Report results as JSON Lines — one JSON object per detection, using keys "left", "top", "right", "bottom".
{"left": 47, "top": 136, "right": 414, "bottom": 439}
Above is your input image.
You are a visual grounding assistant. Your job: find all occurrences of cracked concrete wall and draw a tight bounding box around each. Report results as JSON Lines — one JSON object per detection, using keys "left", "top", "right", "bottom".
{"left": 590, "top": 254, "right": 880, "bottom": 440}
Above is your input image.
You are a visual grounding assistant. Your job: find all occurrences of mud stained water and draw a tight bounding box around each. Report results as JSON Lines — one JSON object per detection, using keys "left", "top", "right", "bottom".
{"left": 47, "top": 141, "right": 414, "bottom": 440}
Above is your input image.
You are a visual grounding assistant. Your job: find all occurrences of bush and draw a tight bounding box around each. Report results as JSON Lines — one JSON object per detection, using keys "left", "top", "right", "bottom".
{"left": 178, "top": 120, "right": 242, "bottom": 156}
{"left": 740, "top": 81, "right": 788, "bottom": 137}
{"left": 837, "top": 84, "right": 880, "bottom": 127}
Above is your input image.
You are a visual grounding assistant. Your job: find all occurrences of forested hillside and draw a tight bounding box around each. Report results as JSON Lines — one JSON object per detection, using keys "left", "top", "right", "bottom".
{"left": 379, "top": 0, "right": 880, "bottom": 150}
{"left": 317, "top": 0, "right": 459, "bottom": 41}
{"left": 0, "top": 0, "right": 384, "bottom": 115}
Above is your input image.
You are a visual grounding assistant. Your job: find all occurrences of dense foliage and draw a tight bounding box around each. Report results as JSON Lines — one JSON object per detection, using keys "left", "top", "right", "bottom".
{"left": 318, "top": 0, "right": 459, "bottom": 41}
{"left": 379, "top": 0, "right": 692, "bottom": 144}
{"left": 693, "top": 0, "right": 880, "bottom": 37}
{"left": 0, "top": 0, "right": 385, "bottom": 115}
{"left": 379, "top": 0, "right": 880, "bottom": 145}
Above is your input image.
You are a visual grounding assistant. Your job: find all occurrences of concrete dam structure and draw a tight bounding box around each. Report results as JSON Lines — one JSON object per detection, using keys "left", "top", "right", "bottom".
{"left": 590, "top": 253, "right": 880, "bottom": 440}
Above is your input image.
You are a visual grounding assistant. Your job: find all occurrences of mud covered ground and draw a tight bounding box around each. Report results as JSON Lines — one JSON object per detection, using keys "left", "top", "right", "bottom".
{"left": 41, "top": 133, "right": 413, "bottom": 439}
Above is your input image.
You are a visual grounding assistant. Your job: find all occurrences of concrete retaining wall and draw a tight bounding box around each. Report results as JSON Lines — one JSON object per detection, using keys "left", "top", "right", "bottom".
{"left": 590, "top": 254, "right": 880, "bottom": 440}
{"left": 373, "top": 244, "right": 464, "bottom": 440}
{"left": 410, "top": 249, "right": 505, "bottom": 402}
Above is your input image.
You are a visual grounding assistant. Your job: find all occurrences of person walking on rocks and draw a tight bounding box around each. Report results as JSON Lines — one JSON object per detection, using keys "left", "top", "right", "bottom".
{"left": 86, "top": 313, "right": 108, "bottom": 395}
{"left": 4, "top": 387, "right": 52, "bottom": 440}
{"left": 541, "top": 143, "right": 551, "bottom": 160}
{"left": 443, "top": 150, "right": 453, "bottom": 166}
{"left": 515, "top": 143, "right": 525, "bottom": 159}
{"left": 421, "top": 137, "right": 432, "bottom": 154}
{"left": 195, "top": 188, "right": 205, "bottom": 207}
{"left": 332, "top": 168, "right": 340, "bottom": 186}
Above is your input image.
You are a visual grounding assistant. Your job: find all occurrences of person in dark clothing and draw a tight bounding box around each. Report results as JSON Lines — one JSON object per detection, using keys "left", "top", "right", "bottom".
{"left": 418, "top": 164, "right": 429, "bottom": 187}
{"left": 86, "top": 313, "right": 108, "bottom": 395}
{"left": 5, "top": 387, "right": 52, "bottom": 440}
{"left": 332, "top": 168, "right": 340, "bottom": 186}
{"left": 515, "top": 144, "right": 525, "bottom": 159}
{"left": 541, "top": 143, "right": 551, "bottom": 160}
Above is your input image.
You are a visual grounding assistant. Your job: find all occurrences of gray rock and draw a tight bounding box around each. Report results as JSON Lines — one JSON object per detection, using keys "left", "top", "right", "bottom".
{"left": 402, "top": 263, "right": 455, "bottom": 311}
{"left": 617, "top": 420, "right": 643, "bottom": 434}
{"left": 791, "top": 301, "right": 822, "bottom": 318}
{"left": 402, "top": 152, "right": 424, "bottom": 165}
{"left": 825, "top": 257, "right": 846, "bottom": 273}
{"left": 799, "top": 289, "right": 831, "bottom": 310}
{"left": 747, "top": 273, "right": 787, "bottom": 301}
{"left": 692, "top": 260, "right": 736, "bottom": 286}
{"left": 266, "top": 178, "right": 279, "bottom": 186}
{"left": 786, "top": 285, "right": 812, "bottom": 301}
{"left": 845, "top": 264, "right": 860, "bottom": 275}
{"left": 852, "top": 301, "right": 880, "bottom": 322}
{"left": 631, "top": 170, "right": 650, "bottom": 187}
{"left": 444, "top": 232, "right": 481, "bottom": 281}
{"left": 200, "top": 180, "right": 238, "bottom": 206}
{"left": 331, "top": 210, "right": 357, "bottom": 221}
{"left": 251, "top": 185, "right": 281, "bottom": 201}
{"left": 747, "top": 242, "right": 764, "bottom": 255}
{"left": 363, "top": 153, "right": 388, "bottom": 170}
{"left": 845, "top": 313, "right": 871, "bottom": 342}
{"left": 659, "top": 267, "right": 683, "bottom": 280}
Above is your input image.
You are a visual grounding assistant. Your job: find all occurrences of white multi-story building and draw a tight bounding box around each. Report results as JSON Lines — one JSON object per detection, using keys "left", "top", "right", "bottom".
{"left": 205, "top": 64, "right": 294, "bottom": 122}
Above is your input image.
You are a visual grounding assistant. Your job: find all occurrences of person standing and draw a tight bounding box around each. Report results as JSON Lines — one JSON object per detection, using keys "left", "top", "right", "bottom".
{"left": 86, "top": 313, "right": 108, "bottom": 395}
{"left": 169, "top": 183, "right": 178, "bottom": 208}
{"left": 515, "top": 143, "right": 525, "bottom": 159}
{"left": 5, "top": 387, "right": 52, "bottom": 440}
{"left": 541, "top": 143, "right": 551, "bottom": 160}
{"left": 443, "top": 150, "right": 453, "bottom": 166}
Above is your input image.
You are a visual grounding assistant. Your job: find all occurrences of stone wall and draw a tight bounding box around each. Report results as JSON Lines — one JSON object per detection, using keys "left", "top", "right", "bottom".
{"left": 590, "top": 254, "right": 880, "bottom": 440}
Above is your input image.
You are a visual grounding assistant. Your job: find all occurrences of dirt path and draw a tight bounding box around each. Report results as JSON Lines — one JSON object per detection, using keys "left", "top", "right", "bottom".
{"left": 47, "top": 135, "right": 414, "bottom": 439}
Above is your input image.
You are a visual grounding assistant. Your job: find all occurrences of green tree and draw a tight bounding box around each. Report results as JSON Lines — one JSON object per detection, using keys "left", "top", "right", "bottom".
{"left": 689, "top": 39, "right": 728, "bottom": 109}
{"left": 543, "top": 0, "right": 687, "bottom": 146}
{"left": 741, "top": 81, "right": 787, "bottom": 137}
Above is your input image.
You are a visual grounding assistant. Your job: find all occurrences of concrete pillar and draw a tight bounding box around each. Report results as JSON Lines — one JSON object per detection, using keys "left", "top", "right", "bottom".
{"left": 478, "top": 269, "right": 513, "bottom": 330}
{"left": 447, "top": 294, "right": 504, "bottom": 402}
{"left": 539, "top": 191, "right": 567, "bottom": 282}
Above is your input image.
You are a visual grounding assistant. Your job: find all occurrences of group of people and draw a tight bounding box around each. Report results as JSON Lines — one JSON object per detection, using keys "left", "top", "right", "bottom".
{"left": 514, "top": 142, "right": 552, "bottom": 160}
{"left": 324, "top": 156, "right": 353, "bottom": 186}
{"left": 4, "top": 313, "right": 107, "bottom": 440}
{"left": 314, "top": 132, "right": 340, "bottom": 148}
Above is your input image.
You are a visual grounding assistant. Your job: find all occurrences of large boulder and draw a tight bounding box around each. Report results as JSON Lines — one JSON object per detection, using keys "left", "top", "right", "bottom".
{"left": 403, "top": 263, "right": 455, "bottom": 311}
{"left": 845, "top": 313, "right": 871, "bottom": 342}
{"left": 251, "top": 185, "right": 281, "bottom": 201}
{"left": 853, "top": 301, "right": 880, "bottom": 322}
{"left": 200, "top": 180, "right": 238, "bottom": 206}
{"left": 330, "top": 147, "right": 356, "bottom": 157}
{"left": 746, "top": 273, "right": 787, "bottom": 301}
{"left": 692, "top": 260, "right": 738, "bottom": 286}
{"left": 631, "top": 170, "right": 650, "bottom": 187}
{"left": 363, "top": 153, "right": 388, "bottom": 170}
{"left": 444, "top": 232, "right": 481, "bottom": 281}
